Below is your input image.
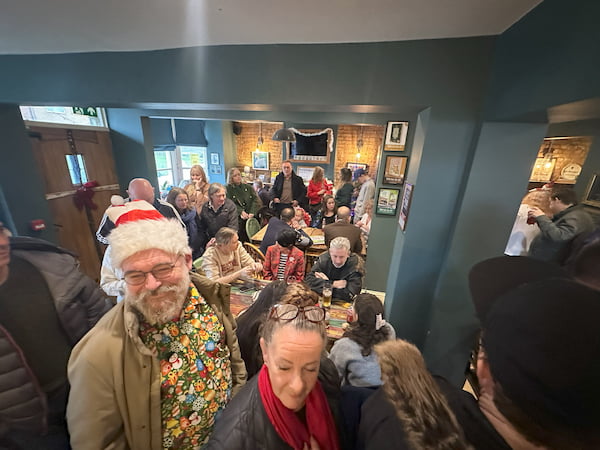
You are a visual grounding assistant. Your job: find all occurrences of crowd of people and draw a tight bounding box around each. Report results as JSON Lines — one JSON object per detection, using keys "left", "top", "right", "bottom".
{"left": 1, "top": 163, "right": 599, "bottom": 449}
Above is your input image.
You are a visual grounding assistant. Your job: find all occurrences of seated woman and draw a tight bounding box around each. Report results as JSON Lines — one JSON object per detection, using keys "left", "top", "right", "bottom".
{"left": 313, "top": 194, "right": 337, "bottom": 229}
{"left": 207, "top": 298, "right": 343, "bottom": 450}
{"left": 329, "top": 293, "right": 396, "bottom": 387}
{"left": 166, "top": 187, "right": 202, "bottom": 259}
{"left": 201, "top": 227, "right": 262, "bottom": 284}
{"left": 263, "top": 229, "right": 306, "bottom": 282}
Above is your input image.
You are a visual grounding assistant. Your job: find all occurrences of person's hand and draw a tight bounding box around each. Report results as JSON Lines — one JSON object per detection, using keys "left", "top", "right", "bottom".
{"left": 291, "top": 219, "right": 301, "bottom": 230}
{"left": 248, "top": 213, "right": 254, "bottom": 219}
{"left": 292, "top": 200, "right": 299, "bottom": 207}
{"left": 355, "top": 220, "right": 363, "bottom": 228}
{"left": 318, "top": 189, "right": 326, "bottom": 195}
{"left": 315, "top": 272, "right": 329, "bottom": 280}
{"left": 240, "top": 266, "right": 253, "bottom": 277}
{"left": 253, "top": 262, "right": 263, "bottom": 273}
{"left": 274, "top": 198, "right": 281, "bottom": 203}
{"left": 241, "top": 211, "right": 249, "bottom": 220}
{"left": 303, "top": 436, "right": 320, "bottom": 450}
{"left": 332, "top": 280, "right": 347, "bottom": 289}
{"left": 527, "top": 206, "right": 545, "bottom": 219}
{"left": 206, "top": 238, "right": 216, "bottom": 248}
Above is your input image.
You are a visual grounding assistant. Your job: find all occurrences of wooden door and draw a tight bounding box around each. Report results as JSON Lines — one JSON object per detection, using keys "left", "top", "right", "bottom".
{"left": 29, "top": 126, "right": 121, "bottom": 280}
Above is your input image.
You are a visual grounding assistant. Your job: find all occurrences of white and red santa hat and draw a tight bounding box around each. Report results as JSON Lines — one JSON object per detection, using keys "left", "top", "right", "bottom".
{"left": 106, "top": 195, "right": 190, "bottom": 268}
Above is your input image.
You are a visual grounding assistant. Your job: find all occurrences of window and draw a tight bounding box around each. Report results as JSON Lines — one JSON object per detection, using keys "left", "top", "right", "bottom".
{"left": 20, "top": 106, "right": 108, "bottom": 128}
{"left": 65, "top": 154, "right": 88, "bottom": 185}
{"left": 154, "top": 146, "right": 208, "bottom": 196}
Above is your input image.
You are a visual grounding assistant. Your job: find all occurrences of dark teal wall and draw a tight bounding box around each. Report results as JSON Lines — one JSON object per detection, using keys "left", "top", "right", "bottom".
{"left": 485, "top": 0, "right": 600, "bottom": 120}
{"left": 0, "top": 104, "right": 55, "bottom": 240}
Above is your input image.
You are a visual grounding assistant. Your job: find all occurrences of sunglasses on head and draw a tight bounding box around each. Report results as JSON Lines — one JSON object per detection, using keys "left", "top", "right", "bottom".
{"left": 269, "top": 304, "right": 326, "bottom": 323}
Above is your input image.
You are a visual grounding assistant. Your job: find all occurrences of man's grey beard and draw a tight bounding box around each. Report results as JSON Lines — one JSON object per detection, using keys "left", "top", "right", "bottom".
{"left": 126, "top": 272, "right": 190, "bottom": 326}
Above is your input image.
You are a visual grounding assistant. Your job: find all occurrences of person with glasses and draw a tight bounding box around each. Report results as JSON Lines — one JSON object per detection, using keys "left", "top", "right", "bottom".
{"left": 66, "top": 203, "right": 247, "bottom": 449}
{"left": 0, "top": 223, "right": 111, "bottom": 449}
{"left": 201, "top": 227, "right": 263, "bottom": 284}
{"left": 207, "top": 295, "right": 345, "bottom": 450}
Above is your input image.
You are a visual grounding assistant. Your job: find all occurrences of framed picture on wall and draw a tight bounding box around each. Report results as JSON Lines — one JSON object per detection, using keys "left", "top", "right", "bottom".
{"left": 583, "top": 173, "right": 600, "bottom": 208}
{"left": 384, "top": 121, "right": 409, "bottom": 151}
{"left": 398, "top": 183, "right": 414, "bottom": 231}
{"left": 296, "top": 166, "right": 315, "bottom": 183}
{"left": 210, "top": 153, "right": 220, "bottom": 165}
{"left": 383, "top": 155, "right": 408, "bottom": 185}
{"left": 252, "top": 151, "right": 269, "bottom": 170}
{"left": 346, "top": 162, "right": 368, "bottom": 179}
{"left": 209, "top": 165, "right": 222, "bottom": 175}
{"left": 376, "top": 188, "right": 400, "bottom": 216}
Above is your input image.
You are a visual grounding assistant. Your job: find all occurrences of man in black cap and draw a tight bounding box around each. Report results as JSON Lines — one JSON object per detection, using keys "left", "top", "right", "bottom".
{"left": 359, "top": 256, "right": 600, "bottom": 449}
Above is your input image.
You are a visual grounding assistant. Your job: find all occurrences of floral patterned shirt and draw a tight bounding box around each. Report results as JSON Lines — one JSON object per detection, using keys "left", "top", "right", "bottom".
{"left": 139, "top": 284, "right": 232, "bottom": 448}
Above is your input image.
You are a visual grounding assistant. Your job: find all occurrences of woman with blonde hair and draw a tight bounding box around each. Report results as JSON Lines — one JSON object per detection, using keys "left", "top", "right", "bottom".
{"left": 505, "top": 189, "right": 551, "bottom": 256}
{"left": 307, "top": 166, "right": 332, "bottom": 221}
{"left": 184, "top": 164, "right": 209, "bottom": 213}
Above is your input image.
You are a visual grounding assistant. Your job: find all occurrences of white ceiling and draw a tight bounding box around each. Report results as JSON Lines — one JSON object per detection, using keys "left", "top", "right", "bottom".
{"left": 0, "top": 0, "right": 542, "bottom": 55}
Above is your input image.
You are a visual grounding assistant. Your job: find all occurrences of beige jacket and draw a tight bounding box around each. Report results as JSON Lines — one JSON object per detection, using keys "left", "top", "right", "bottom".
{"left": 201, "top": 243, "right": 254, "bottom": 279}
{"left": 66, "top": 273, "right": 247, "bottom": 450}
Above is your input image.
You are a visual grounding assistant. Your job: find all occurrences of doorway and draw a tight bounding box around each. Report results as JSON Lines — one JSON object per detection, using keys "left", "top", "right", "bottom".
{"left": 29, "top": 125, "right": 120, "bottom": 280}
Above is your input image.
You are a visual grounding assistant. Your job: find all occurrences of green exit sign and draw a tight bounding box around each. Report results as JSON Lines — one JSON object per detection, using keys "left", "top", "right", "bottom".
{"left": 72, "top": 107, "right": 98, "bottom": 117}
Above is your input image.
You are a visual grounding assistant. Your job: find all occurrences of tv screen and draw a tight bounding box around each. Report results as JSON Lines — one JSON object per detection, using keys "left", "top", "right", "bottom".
{"left": 290, "top": 133, "right": 328, "bottom": 161}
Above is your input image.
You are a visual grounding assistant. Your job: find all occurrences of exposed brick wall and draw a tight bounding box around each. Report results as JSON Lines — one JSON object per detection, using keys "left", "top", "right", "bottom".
{"left": 334, "top": 125, "right": 385, "bottom": 184}
{"left": 535, "top": 137, "right": 592, "bottom": 183}
{"left": 233, "top": 121, "right": 385, "bottom": 185}
{"left": 233, "top": 121, "right": 283, "bottom": 181}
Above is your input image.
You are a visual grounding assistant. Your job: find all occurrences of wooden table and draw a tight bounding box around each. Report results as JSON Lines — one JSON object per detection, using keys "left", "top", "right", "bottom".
{"left": 228, "top": 279, "right": 349, "bottom": 343}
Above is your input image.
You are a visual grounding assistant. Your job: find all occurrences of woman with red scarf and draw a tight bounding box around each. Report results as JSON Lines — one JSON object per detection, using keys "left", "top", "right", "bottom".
{"left": 206, "top": 301, "right": 344, "bottom": 450}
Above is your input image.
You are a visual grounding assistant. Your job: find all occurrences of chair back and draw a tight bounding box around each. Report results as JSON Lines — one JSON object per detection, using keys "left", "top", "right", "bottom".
{"left": 246, "top": 217, "right": 262, "bottom": 240}
{"left": 243, "top": 242, "right": 265, "bottom": 263}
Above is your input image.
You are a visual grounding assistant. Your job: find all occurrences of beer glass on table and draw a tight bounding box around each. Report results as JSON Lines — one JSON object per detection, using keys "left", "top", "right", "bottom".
{"left": 322, "top": 282, "right": 332, "bottom": 308}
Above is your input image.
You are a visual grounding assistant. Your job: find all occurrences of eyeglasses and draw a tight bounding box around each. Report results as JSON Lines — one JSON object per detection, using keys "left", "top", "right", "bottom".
{"left": 122, "top": 258, "right": 180, "bottom": 285}
{"left": 269, "top": 304, "right": 326, "bottom": 323}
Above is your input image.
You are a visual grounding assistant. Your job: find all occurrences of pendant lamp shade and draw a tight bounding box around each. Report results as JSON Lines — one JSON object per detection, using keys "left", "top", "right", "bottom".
{"left": 272, "top": 128, "right": 296, "bottom": 142}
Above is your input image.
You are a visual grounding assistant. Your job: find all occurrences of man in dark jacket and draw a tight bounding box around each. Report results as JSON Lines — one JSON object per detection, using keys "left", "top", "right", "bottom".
{"left": 528, "top": 187, "right": 594, "bottom": 262}
{"left": 323, "top": 206, "right": 363, "bottom": 254}
{"left": 271, "top": 160, "right": 307, "bottom": 214}
{"left": 0, "top": 224, "right": 111, "bottom": 449}
{"left": 305, "top": 237, "right": 364, "bottom": 301}
{"left": 259, "top": 207, "right": 312, "bottom": 255}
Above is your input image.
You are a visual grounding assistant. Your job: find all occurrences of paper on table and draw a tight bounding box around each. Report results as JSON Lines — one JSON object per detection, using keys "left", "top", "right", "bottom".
{"left": 311, "top": 235, "right": 325, "bottom": 245}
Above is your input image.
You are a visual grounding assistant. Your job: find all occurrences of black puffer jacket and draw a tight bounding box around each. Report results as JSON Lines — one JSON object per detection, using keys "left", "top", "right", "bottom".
{"left": 0, "top": 237, "right": 112, "bottom": 437}
{"left": 207, "top": 359, "right": 346, "bottom": 450}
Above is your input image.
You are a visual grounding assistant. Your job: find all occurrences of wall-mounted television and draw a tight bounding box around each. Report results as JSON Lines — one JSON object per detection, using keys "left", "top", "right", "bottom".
{"left": 288, "top": 128, "right": 333, "bottom": 163}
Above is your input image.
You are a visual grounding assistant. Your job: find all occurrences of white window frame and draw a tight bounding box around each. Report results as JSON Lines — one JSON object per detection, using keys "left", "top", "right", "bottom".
{"left": 155, "top": 146, "right": 208, "bottom": 194}
{"left": 20, "top": 105, "right": 109, "bottom": 130}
